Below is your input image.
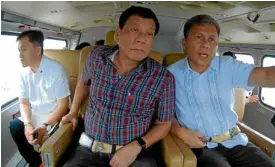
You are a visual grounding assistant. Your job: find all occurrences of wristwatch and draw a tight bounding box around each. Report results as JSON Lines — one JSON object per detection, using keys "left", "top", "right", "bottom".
{"left": 136, "top": 137, "right": 146, "bottom": 151}
{"left": 42, "top": 123, "right": 51, "bottom": 132}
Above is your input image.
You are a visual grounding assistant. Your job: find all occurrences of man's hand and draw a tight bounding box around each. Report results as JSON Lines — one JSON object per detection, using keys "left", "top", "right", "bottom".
{"left": 246, "top": 95, "right": 258, "bottom": 103}
{"left": 28, "top": 125, "right": 47, "bottom": 146}
{"left": 109, "top": 141, "right": 141, "bottom": 167}
{"left": 60, "top": 113, "right": 78, "bottom": 130}
{"left": 184, "top": 129, "right": 206, "bottom": 148}
{"left": 24, "top": 123, "right": 35, "bottom": 142}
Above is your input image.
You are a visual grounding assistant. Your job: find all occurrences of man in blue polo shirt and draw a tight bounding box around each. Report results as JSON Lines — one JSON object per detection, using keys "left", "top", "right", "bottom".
{"left": 168, "top": 14, "right": 275, "bottom": 167}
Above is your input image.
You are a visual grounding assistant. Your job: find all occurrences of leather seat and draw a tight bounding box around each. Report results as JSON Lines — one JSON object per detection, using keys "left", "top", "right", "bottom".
{"left": 44, "top": 49, "right": 80, "bottom": 100}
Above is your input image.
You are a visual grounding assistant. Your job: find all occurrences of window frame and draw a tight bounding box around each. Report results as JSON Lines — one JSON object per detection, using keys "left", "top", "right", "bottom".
{"left": 0, "top": 32, "right": 20, "bottom": 109}
{"left": 44, "top": 37, "right": 68, "bottom": 49}
{"left": 234, "top": 52, "right": 255, "bottom": 64}
{"left": 259, "top": 54, "right": 275, "bottom": 111}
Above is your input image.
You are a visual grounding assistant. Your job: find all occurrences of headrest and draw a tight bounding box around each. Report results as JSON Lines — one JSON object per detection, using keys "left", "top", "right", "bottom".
{"left": 163, "top": 53, "right": 186, "bottom": 67}
{"left": 234, "top": 88, "right": 246, "bottom": 121}
{"left": 105, "top": 30, "right": 116, "bottom": 46}
{"left": 149, "top": 51, "right": 163, "bottom": 65}
{"left": 44, "top": 49, "right": 80, "bottom": 77}
{"left": 79, "top": 46, "right": 94, "bottom": 78}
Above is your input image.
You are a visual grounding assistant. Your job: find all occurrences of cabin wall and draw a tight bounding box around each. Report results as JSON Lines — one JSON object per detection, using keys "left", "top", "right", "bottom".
{"left": 79, "top": 26, "right": 115, "bottom": 46}
{"left": 1, "top": 102, "right": 21, "bottom": 167}
{"left": 1, "top": 21, "right": 80, "bottom": 50}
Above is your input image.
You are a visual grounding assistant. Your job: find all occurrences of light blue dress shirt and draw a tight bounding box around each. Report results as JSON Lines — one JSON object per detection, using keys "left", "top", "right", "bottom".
{"left": 168, "top": 56, "right": 256, "bottom": 148}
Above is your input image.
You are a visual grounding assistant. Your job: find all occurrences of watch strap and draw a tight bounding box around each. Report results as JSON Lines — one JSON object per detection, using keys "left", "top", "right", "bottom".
{"left": 136, "top": 137, "right": 146, "bottom": 151}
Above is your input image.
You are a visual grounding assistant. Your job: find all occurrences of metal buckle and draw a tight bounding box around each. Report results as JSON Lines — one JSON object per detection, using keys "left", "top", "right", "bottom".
{"left": 229, "top": 126, "right": 240, "bottom": 138}
{"left": 95, "top": 141, "right": 104, "bottom": 152}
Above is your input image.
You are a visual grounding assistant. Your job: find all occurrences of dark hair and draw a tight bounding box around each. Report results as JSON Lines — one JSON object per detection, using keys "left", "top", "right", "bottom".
{"left": 95, "top": 40, "right": 105, "bottom": 46}
{"left": 17, "top": 30, "right": 44, "bottom": 54}
{"left": 119, "top": 6, "right": 160, "bottom": 36}
{"left": 75, "top": 42, "right": 91, "bottom": 50}
{"left": 184, "top": 14, "right": 220, "bottom": 39}
{"left": 223, "top": 51, "right": 236, "bottom": 59}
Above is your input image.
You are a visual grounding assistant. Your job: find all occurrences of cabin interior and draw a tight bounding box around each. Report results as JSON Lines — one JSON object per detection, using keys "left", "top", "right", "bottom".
{"left": 1, "top": 1, "right": 275, "bottom": 167}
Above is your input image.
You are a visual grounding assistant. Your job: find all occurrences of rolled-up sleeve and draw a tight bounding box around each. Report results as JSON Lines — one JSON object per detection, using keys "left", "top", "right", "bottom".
{"left": 156, "top": 73, "right": 175, "bottom": 122}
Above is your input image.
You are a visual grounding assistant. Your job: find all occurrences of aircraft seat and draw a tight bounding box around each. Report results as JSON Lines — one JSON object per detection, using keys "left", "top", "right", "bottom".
{"left": 44, "top": 49, "right": 80, "bottom": 100}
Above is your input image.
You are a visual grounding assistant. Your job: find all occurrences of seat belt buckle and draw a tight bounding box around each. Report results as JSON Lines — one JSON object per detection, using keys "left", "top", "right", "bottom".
{"left": 79, "top": 132, "right": 93, "bottom": 149}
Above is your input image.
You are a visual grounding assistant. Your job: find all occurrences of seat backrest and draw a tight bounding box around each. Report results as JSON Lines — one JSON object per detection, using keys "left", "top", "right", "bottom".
{"left": 78, "top": 46, "right": 94, "bottom": 116}
{"left": 104, "top": 30, "right": 116, "bottom": 46}
{"left": 234, "top": 88, "right": 246, "bottom": 121}
{"left": 149, "top": 51, "right": 163, "bottom": 65}
{"left": 44, "top": 49, "right": 80, "bottom": 100}
{"left": 163, "top": 53, "right": 186, "bottom": 67}
{"left": 78, "top": 46, "right": 94, "bottom": 79}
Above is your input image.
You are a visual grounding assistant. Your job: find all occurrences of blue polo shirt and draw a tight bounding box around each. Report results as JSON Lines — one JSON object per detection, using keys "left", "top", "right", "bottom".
{"left": 168, "top": 56, "right": 256, "bottom": 148}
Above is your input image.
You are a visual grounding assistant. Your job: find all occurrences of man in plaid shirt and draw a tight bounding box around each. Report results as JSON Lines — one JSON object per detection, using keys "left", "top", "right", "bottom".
{"left": 61, "top": 6, "right": 175, "bottom": 167}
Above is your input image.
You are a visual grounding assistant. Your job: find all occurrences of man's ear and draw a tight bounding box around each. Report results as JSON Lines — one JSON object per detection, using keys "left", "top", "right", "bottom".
{"left": 36, "top": 45, "right": 42, "bottom": 56}
{"left": 181, "top": 38, "right": 186, "bottom": 52}
{"left": 114, "top": 26, "right": 121, "bottom": 44}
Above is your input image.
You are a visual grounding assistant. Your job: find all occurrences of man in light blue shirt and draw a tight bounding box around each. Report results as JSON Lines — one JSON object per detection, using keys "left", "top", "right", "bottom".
{"left": 168, "top": 14, "right": 275, "bottom": 167}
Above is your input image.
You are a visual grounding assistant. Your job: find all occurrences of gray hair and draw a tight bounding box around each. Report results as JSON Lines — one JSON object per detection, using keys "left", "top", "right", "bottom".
{"left": 184, "top": 14, "right": 220, "bottom": 39}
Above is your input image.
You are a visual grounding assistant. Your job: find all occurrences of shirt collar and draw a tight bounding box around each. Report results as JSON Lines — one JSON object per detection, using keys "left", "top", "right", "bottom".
{"left": 104, "top": 45, "right": 148, "bottom": 72}
{"left": 182, "top": 56, "right": 218, "bottom": 74}
{"left": 30, "top": 56, "right": 45, "bottom": 74}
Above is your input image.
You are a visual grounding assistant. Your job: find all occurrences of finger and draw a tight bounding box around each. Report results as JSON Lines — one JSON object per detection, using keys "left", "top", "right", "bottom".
{"left": 29, "top": 139, "right": 38, "bottom": 145}
{"left": 197, "top": 140, "right": 206, "bottom": 148}
{"left": 110, "top": 156, "right": 116, "bottom": 166}
{"left": 196, "top": 132, "right": 204, "bottom": 138}
{"left": 118, "top": 164, "right": 125, "bottom": 167}
{"left": 60, "top": 116, "right": 68, "bottom": 125}
{"left": 26, "top": 133, "right": 33, "bottom": 140}
{"left": 112, "top": 161, "right": 120, "bottom": 167}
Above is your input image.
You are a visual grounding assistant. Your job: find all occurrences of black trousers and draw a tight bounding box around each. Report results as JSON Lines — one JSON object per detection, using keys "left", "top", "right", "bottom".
{"left": 63, "top": 145, "right": 158, "bottom": 167}
{"left": 9, "top": 118, "right": 42, "bottom": 167}
{"left": 192, "top": 143, "right": 275, "bottom": 167}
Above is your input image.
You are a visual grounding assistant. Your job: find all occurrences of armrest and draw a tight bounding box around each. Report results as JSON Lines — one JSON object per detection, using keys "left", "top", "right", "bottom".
{"left": 171, "top": 134, "right": 197, "bottom": 167}
{"left": 161, "top": 133, "right": 184, "bottom": 167}
{"left": 238, "top": 122, "right": 275, "bottom": 157}
{"left": 40, "top": 123, "right": 73, "bottom": 167}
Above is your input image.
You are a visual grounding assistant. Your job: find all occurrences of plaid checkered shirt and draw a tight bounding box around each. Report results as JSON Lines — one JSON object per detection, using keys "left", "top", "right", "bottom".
{"left": 83, "top": 46, "right": 175, "bottom": 145}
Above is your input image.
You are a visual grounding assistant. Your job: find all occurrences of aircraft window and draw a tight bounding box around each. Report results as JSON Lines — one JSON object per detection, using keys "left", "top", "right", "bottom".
{"left": 260, "top": 55, "right": 275, "bottom": 110}
{"left": 44, "top": 38, "right": 67, "bottom": 49}
{"left": 235, "top": 54, "right": 254, "bottom": 97}
{"left": 0, "top": 33, "right": 20, "bottom": 109}
{"left": 235, "top": 54, "right": 254, "bottom": 64}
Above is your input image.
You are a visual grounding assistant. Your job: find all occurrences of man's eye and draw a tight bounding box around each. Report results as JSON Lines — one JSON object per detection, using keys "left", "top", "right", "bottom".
{"left": 196, "top": 35, "right": 202, "bottom": 39}
{"left": 209, "top": 37, "right": 216, "bottom": 42}
{"left": 132, "top": 28, "right": 138, "bottom": 32}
